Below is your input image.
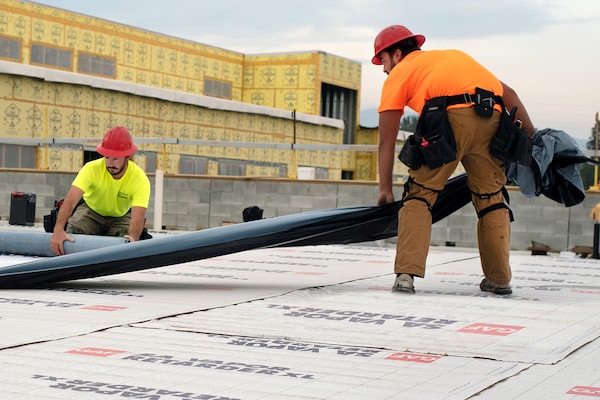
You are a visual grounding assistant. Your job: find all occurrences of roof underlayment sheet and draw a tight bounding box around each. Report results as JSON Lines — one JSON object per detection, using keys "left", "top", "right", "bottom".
{"left": 0, "top": 242, "right": 599, "bottom": 399}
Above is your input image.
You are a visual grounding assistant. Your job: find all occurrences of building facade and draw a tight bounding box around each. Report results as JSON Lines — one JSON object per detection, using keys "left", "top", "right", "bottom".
{"left": 0, "top": 0, "right": 396, "bottom": 181}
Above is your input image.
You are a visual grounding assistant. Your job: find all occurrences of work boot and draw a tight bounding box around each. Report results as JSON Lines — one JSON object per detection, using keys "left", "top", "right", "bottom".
{"left": 392, "top": 274, "right": 415, "bottom": 294}
{"left": 480, "top": 278, "right": 512, "bottom": 295}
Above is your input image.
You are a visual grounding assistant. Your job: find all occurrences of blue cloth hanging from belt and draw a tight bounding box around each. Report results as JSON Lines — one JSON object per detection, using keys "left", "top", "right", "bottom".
{"left": 506, "top": 128, "right": 590, "bottom": 207}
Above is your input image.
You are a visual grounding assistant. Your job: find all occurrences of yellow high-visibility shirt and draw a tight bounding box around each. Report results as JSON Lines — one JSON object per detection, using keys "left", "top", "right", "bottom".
{"left": 72, "top": 158, "right": 150, "bottom": 217}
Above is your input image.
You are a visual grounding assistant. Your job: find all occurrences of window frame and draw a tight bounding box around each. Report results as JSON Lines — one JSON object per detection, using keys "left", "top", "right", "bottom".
{"left": 30, "top": 42, "right": 73, "bottom": 71}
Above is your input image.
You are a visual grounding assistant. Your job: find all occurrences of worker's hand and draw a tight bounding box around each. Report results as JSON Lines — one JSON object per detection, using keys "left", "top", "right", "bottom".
{"left": 49, "top": 230, "right": 75, "bottom": 256}
{"left": 123, "top": 235, "right": 135, "bottom": 243}
{"left": 591, "top": 203, "right": 600, "bottom": 222}
{"left": 377, "top": 191, "right": 395, "bottom": 206}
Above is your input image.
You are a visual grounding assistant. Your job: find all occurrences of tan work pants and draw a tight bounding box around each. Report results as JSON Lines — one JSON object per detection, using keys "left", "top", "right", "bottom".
{"left": 395, "top": 107, "right": 512, "bottom": 284}
{"left": 67, "top": 202, "right": 131, "bottom": 237}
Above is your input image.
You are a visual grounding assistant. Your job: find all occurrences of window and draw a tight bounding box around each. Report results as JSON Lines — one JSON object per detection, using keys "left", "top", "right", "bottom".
{"left": 0, "top": 144, "right": 36, "bottom": 168}
{"left": 78, "top": 53, "right": 116, "bottom": 78}
{"left": 180, "top": 155, "right": 208, "bottom": 175}
{"left": 0, "top": 36, "right": 21, "bottom": 61}
{"left": 145, "top": 153, "right": 157, "bottom": 173}
{"left": 204, "top": 78, "right": 232, "bottom": 99}
{"left": 321, "top": 83, "right": 357, "bottom": 145}
{"left": 83, "top": 150, "right": 102, "bottom": 165}
{"left": 218, "top": 160, "right": 245, "bottom": 176}
{"left": 30, "top": 44, "right": 72, "bottom": 70}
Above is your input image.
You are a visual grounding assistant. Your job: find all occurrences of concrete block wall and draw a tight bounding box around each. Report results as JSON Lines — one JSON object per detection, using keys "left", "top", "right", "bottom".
{"left": 1, "top": 169, "right": 598, "bottom": 252}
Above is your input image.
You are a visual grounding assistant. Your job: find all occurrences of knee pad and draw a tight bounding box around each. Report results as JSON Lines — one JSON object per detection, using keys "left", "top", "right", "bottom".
{"left": 477, "top": 202, "right": 514, "bottom": 222}
{"left": 401, "top": 197, "right": 433, "bottom": 213}
{"left": 473, "top": 187, "right": 514, "bottom": 222}
{"left": 400, "top": 177, "right": 438, "bottom": 213}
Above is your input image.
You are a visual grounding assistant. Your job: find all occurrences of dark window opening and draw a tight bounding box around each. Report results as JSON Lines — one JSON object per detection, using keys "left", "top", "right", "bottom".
{"left": 180, "top": 155, "right": 208, "bottom": 175}
{"left": 31, "top": 44, "right": 72, "bottom": 70}
{"left": 0, "top": 36, "right": 21, "bottom": 61}
{"left": 341, "top": 170, "right": 354, "bottom": 180}
{"left": 0, "top": 144, "right": 36, "bottom": 168}
{"left": 83, "top": 150, "right": 102, "bottom": 165}
{"left": 320, "top": 82, "right": 357, "bottom": 146}
{"left": 218, "top": 160, "right": 245, "bottom": 176}
{"left": 78, "top": 53, "right": 116, "bottom": 78}
{"left": 204, "top": 78, "right": 232, "bottom": 99}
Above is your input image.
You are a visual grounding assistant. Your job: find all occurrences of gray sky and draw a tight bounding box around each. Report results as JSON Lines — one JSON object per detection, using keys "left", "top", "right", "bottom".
{"left": 35, "top": 0, "right": 600, "bottom": 140}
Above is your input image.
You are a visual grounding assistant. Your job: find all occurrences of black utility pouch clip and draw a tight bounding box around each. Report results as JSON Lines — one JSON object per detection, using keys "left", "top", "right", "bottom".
{"left": 490, "top": 104, "right": 533, "bottom": 166}
{"left": 43, "top": 199, "right": 62, "bottom": 233}
{"left": 43, "top": 208, "right": 57, "bottom": 233}
{"left": 415, "top": 96, "right": 457, "bottom": 169}
{"left": 473, "top": 87, "right": 496, "bottom": 118}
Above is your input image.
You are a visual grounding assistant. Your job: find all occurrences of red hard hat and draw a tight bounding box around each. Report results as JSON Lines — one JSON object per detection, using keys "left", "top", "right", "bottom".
{"left": 96, "top": 126, "right": 138, "bottom": 157}
{"left": 371, "top": 25, "right": 426, "bottom": 65}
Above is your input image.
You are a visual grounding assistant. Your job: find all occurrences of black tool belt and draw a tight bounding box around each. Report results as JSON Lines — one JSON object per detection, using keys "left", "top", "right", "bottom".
{"left": 447, "top": 88, "right": 532, "bottom": 166}
{"left": 446, "top": 92, "right": 502, "bottom": 106}
{"left": 446, "top": 88, "right": 502, "bottom": 118}
{"left": 398, "top": 87, "right": 532, "bottom": 170}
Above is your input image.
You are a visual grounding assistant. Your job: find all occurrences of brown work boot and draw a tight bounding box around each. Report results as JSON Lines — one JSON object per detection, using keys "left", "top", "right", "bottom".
{"left": 392, "top": 274, "right": 415, "bottom": 294}
{"left": 480, "top": 278, "right": 512, "bottom": 295}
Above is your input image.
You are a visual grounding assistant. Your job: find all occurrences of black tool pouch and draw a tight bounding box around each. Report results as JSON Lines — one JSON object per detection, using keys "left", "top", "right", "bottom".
{"left": 414, "top": 96, "right": 457, "bottom": 169}
{"left": 43, "top": 198, "right": 68, "bottom": 233}
{"left": 398, "top": 134, "right": 424, "bottom": 170}
{"left": 490, "top": 103, "right": 533, "bottom": 166}
{"left": 43, "top": 207, "right": 57, "bottom": 233}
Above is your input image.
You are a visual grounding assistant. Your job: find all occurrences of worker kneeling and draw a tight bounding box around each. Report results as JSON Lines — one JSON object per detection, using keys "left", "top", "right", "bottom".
{"left": 50, "top": 126, "right": 151, "bottom": 256}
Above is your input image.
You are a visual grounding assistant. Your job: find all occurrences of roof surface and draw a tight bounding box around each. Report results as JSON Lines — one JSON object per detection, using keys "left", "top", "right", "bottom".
{"left": 0, "top": 226, "right": 599, "bottom": 399}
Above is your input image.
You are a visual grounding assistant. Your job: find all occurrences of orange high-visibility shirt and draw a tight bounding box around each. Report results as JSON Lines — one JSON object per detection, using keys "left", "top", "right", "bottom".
{"left": 378, "top": 49, "right": 503, "bottom": 116}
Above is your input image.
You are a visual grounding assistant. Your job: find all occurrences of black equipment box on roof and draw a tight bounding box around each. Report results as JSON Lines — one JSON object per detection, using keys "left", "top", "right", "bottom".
{"left": 9, "top": 192, "right": 36, "bottom": 226}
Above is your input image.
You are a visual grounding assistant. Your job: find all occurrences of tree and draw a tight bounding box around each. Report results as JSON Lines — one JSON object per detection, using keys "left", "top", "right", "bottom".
{"left": 580, "top": 163, "right": 596, "bottom": 189}
{"left": 586, "top": 113, "right": 599, "bottom": 150}
{"left": 400, "top": 114, "right": 418, "bottom": 132}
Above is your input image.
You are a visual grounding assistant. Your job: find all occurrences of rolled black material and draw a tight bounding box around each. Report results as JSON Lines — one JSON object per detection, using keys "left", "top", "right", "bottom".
{"left": 0, "top": 175, "right": 470, "bottom": 288}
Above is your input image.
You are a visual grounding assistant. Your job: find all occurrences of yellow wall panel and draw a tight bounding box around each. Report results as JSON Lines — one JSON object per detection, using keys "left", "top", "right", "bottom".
{"left": 164, "top": 152, "right": 179, "bottom": 174}
{"left": 200, "top": 144, "right": 225, "bottom": 159}
{"left": 175, "top": 124, "right": 195, "bottom": 155}
{"left": 2, "top": 0, "right": 362, "bottom": 121}
{"left": 2, "top": 76, "right": 23, "bottom": 101}
{"left": 298, "top": 64, "right": 317, "bottom": 89}
{"left": 329, "top": 169, "right": 341, "bottom": 180}
{"left": 3, "top": 11, "right": 30, "bottom": 43}
{"left": 274, "top": 89, "right": 299, "bottom": 112}
{"left": 319, "top": 53, "right": 361, "bottom": 91}
{"left": 39, "top": 147, "right": 83, "bottom": 171}
{"left": 1, "top": 0, "right": 364, "bottom": 180}
{"left": 296, "top": 151, "right": 310, "bottom": 166}
{"left": 340, "top": 151, "right": 354, "bottom": 170}
{"left": 192, "top": 125, "right": 207, "bottom": 141}
{"left": 232, "top": 146, "right": 249, "bottom": 161}
{"left": 253, "top": 65, "right": 277, "bottom": 88}
{"left": 294, "top": 89, "right": 318, "bottom": 115}
{"left": 245, "top": 164, "right": 279, "bottom": 178}
{"left": 279, "top": 65, "right": 299, "bottom": 88}
{"left": 242, "top": 88, "right": 274, "bottom": 107}
{"left": 206, "top": 160, "right": 219, "bottom": 176}
{"left": 0, "top": 98, "right": 21, "bottom": 136}
{"left": 132, "top": 153, "right": 147, "bottom": 172}
{"left": 82, "top": 112, "right": 102, "bottom": 137}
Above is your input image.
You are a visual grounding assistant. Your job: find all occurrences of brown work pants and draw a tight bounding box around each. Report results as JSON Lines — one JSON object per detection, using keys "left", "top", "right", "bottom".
{"left": 395, "top": 107, "right": 512, "bottom": 284}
